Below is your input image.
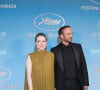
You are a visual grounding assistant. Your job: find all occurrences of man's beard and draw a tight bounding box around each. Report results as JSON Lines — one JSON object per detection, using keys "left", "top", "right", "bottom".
{"left": 63, "top": 38, "right": 72, "bottom": 43}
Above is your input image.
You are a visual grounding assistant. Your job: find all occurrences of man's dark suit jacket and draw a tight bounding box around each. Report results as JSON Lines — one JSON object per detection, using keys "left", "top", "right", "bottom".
{"left": 51, "top": 43, "right": 89, "bottom": 90}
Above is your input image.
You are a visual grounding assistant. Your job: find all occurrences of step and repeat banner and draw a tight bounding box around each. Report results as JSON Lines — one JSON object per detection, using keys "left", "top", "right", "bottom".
{"left": 0, "top": 0, "right": 100, "bottom": 90}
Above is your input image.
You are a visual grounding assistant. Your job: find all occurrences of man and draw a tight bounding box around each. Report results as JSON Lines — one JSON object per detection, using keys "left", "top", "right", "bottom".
{"left": 51, "top": 26, "right": 89, "bottom": 90}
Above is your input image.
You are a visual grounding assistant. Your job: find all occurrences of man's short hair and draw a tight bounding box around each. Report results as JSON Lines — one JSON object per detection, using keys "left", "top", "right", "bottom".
{"left": 58, "top": 25, "right": 71, "bottom": 36}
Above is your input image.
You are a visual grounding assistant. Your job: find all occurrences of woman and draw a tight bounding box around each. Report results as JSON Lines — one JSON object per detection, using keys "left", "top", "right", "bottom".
{"left": 24, "top": 33, "right": 54, "bottom": 90}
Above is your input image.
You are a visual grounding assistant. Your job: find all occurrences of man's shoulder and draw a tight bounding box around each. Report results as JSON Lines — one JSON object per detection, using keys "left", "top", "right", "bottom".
{"left": 71, "top": 42, "right": 81, "bottom": 47}
{"left": 51, "top": 42, "right": 82, "bottom": 51}
{"left": 71, "top": 42, "right": 83, "bottom": 51}
{"left": 51, "top": 43, "right": 61, "bottom": 50}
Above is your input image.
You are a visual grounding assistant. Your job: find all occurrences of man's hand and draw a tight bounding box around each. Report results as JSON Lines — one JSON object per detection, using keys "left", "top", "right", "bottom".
{"left": 83, "top": 86, "right": 88, "bottom": 90}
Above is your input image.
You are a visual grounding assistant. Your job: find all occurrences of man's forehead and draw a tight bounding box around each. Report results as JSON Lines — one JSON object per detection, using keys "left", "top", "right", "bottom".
{"left": 63, "top": 28, "right": 72, "bottom": 32}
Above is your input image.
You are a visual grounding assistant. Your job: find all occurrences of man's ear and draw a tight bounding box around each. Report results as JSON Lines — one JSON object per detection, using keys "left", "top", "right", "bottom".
{"left": 60, "top": 34, "right": 63, "bottom": 39}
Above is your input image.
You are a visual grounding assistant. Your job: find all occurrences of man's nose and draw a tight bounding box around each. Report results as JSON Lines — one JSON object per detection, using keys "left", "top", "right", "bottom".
{"left": 70, "top": 34, "right": 72, "bottom": 37}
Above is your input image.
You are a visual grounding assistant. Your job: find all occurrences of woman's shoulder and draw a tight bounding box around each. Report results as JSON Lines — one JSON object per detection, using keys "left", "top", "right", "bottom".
{"left": 27, "top": 51, "right": 37, "bottom": 56}
{"left": 27, "top": 51, "right": 54, "bottom": 57}
{"left": 46, "top": 51, "right": 54, "bottom": 57}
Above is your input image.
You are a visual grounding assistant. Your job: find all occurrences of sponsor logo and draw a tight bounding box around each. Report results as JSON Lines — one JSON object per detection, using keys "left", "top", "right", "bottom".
{"left": 0, "top": 32, "right": 6, "bottom": 40}
{"left": 34, "top": 13, "right": 65, "bottom": 31}
{"left": 90, "top": 32, "right": 100, "bottom": 39}
{"left": 89, "top": 63, "right": 100, "bottom": 85}
{"left": 0, "top": 66, "right": 11, "bottom": 83}
{"left": 90, "top": 0, "right": 100, "bottom": 4}
{"left": 0, "top": 4, "right": 16, "bottom": 8}
{"left": 0, "top": 0, "right": 16, "bottom": 8}
{"left": 27, "top": 32, "right": 36, "bottom": 38}
{"left": 81, "top": 0, "right": 100, "bottom": 11}
{"left": 27, "top": 32, "right": 58, "bottom": 38}
{"left": 0, "top": 84, "right": 18, "bottom": 88}
{"left": 81, "top": 6, "right": 100, "bottom": 10}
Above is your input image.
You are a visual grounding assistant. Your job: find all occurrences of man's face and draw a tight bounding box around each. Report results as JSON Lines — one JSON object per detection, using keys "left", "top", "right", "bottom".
{"left": 60, "top": 27, "right": 72, "bottom": 43}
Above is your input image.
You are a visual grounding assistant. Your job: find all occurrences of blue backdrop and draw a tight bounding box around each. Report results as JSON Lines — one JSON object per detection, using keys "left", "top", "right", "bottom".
{"left": 0, "top": 0, "right": 100, "bottom": 90}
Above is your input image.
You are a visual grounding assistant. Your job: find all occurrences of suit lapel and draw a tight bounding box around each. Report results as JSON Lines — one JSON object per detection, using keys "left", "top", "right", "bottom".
{"left": 56, "top": 43, "right": 80, "bottom": 72}
{"left": 56, "top": 44, "right": 64, "bottom": 72}
{"left": 71, "top": 43, "right": 80, "bottom": 70}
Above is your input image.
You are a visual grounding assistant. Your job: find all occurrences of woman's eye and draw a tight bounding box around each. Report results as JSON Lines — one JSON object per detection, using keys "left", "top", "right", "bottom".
{"left": 37, "top": 41, "right": 40, "bottom": 43}
{"left": 43, "top": 40, "right": 46, "bottom": 42}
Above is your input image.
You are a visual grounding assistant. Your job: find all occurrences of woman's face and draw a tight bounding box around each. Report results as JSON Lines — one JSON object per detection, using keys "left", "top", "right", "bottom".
{"left": 35, "top": 35, "right": 47, "bottom": 51}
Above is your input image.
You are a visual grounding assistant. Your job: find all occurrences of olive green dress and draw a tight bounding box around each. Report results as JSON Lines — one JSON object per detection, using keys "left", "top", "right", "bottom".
{"left": 24, "top": 50, "right": 54, "bottom": 90}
